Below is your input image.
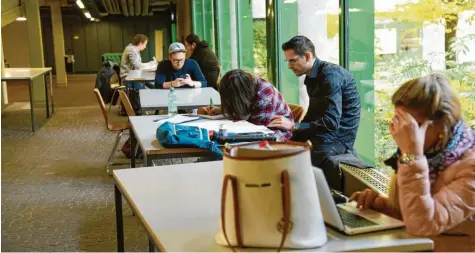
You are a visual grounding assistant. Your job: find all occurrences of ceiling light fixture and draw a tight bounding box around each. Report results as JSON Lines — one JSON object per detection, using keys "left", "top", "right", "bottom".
{"left": 76, "top": 0, "right": 85, "bottom": 9}
{"left": 84, "top": 12, "right": 91, "bottom": 19}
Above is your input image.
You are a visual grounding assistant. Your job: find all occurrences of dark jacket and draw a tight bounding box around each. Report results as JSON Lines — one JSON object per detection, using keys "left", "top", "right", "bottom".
{"left": 154, "top": 59, "right": 207, "bottom": 89}
{"left": 95, "top": 60, "right": 120, "bottom": 104}
{"left": 292, "top": 58, "right": 361, "bottom": 150}
{"left": 189, "top": 41, "right": 220, "bottom": 89}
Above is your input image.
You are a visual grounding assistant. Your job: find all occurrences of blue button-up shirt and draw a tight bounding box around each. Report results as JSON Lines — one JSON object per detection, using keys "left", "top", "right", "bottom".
{"left": 292, "top": 58, "right": 361, "bottom": 149}
{"left": 154, "top": 59, "right": 207, "bottom": 89}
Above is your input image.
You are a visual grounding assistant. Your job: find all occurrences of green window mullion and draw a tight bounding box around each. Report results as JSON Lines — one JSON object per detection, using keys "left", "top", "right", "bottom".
{"left": 201, "top": 0, "right": 206, "bottom": 40}
{"left": 348, "top": 0, "right": 376, "bottom": 165}
{"left": 235, "top": 0, "right": 241, "bottom": 69}
{"left": 214, "top": 0, "right": 232, "bottom": 74}
{"left": 191, "top": 0, "right": 204, "bottom": 39}
{"left": 274, "top": 0, "right": 298, "bottom": 104}
{"left": 235, "top": 0, "right": 254, "bottom": 72}
{"left": 266, "top": 0, "right": 278, "bottom": 86}
{"left": 203, "top": 0, "right": 215, "bottom": 50}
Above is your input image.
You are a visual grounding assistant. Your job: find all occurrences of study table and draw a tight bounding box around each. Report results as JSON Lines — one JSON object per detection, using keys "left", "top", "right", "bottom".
{"left": 139, "top": 87, "right": 221, "bottom": 114}
{"left": 128, "top": 115, "right": 270, "bottom": 167}
{"left": 113, "top": 162, "right": 433, "bottom": 252}
{"left": 1, "top": 68, "right": 54, "bottom": 132}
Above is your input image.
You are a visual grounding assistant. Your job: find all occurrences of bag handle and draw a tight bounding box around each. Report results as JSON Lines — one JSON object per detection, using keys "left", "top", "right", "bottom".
{"left": 220, "top": 171, "right": 291, "bottom": 252}
{"left": 221, "top": 175, "right": 242, "bottom": 251}
{"left": 278, "top": 170, "right": 291, "bottom": 252}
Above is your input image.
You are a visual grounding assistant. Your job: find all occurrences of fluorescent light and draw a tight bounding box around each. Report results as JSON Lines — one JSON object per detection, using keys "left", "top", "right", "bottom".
{"left": 16, "top": 16, "right": 27, "bottom": 21}
{"left": 84, "top": 12, "right": 91, "bottom": 19}
{"left": 90, "top": 18, "right": 95, "bottom": 21}
{"left": 76, "top": 0, "right": 85, "bottom": 9}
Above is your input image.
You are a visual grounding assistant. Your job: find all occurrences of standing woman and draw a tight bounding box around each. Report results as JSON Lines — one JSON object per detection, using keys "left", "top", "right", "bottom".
{"left": 184, "top": 34, "right": 220, "bottom": 90}
{"left": 350, "top": 74, "right": 475, "bottom": 252}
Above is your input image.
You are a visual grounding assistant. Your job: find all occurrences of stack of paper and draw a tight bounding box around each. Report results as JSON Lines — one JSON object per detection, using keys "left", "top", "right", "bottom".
{"left": 182, "top": 120, "right": 273, "bottom": 134}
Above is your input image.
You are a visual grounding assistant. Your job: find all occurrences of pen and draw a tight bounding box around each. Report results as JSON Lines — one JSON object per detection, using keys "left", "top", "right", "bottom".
{"left": 210, "top": 98, "right": 213, "bottom": 109}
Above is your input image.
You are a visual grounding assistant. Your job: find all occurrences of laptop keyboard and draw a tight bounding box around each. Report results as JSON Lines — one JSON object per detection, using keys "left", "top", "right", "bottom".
{"left": 337, "top": 206, "right": 378, "bottom": 228}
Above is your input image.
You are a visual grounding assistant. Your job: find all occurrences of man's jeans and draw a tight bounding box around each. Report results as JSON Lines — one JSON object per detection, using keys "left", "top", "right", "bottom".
{"left": 311, "top": 141, "right": 356, "bottom": 192}
{"left": 130, "top": 81, "right": 154, "bottom": 90}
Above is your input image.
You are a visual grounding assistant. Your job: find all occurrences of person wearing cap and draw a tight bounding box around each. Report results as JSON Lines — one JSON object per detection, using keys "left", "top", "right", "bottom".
{"left": 154, "top": 42, "right": 207, "bottom": 89}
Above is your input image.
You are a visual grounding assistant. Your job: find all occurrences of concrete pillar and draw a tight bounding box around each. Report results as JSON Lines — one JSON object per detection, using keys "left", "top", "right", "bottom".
{"left": 50, "top": 0, "right": 67, "bottom": 86}
{"left": 176, "top": 0, "right": 192, "bottom": 42}
{"left": 25, "top": 0, "right": 46, "bottom": 101}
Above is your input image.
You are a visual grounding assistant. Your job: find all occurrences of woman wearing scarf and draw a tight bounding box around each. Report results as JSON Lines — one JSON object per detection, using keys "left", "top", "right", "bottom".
{"left": 350, "top": 74, "right": 475, "bottom": 251}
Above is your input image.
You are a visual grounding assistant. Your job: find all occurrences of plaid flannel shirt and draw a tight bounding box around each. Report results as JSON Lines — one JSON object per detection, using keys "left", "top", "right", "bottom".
{"left": 248, "top": 78, "right": 294, "bottom": 141}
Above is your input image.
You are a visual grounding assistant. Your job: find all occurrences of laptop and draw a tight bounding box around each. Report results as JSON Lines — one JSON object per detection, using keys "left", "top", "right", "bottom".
{"left": 312, "top": 167, "right": 405, "bottom": 235}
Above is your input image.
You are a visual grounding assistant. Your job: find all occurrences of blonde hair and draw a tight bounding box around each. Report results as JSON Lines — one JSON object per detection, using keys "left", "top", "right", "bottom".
{"left": 388, "top": 73, "right": 462, "bottom": 209}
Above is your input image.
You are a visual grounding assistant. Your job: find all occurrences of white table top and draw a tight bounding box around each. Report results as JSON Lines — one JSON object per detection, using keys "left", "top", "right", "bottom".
{"left": 125, "top": 69, "right": 156, "bottom": 81}
{"left": 129, "top": 115, "right": 272, "bottom": 155}
{"left": 1, "top": 68, "right": 52, "bottom": 80}
{"left": 113, "top": 163, "right": 433, "bottom": 252}
{"left": 139, "top": 88, "right": 221, "bottom": 110}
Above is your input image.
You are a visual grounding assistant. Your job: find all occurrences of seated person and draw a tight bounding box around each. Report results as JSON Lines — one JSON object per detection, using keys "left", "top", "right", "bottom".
{"left": 155, "top": 42, "right": 207, "bottom": 89}
{"left": 350, "top": 74, "right": 475, "bottom": 252}
{"left": 120, "top": 34, "right": 156, "bottom": 89}
{"left": 185, "top": 34, "right": 220, "bottom": 90}
{"left": 269, "top": 36, "right": 361, "bottom": 189}
{"left": 199, "top": 69, "right": 294, "bottom": 141}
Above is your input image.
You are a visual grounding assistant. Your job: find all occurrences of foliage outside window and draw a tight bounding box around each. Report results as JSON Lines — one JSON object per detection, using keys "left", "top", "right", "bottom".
{"left": 253, "top": 19, "right": 269, "bottom": 80}
{"left": 374, "top": 0, "right": 475, "bottom": 170}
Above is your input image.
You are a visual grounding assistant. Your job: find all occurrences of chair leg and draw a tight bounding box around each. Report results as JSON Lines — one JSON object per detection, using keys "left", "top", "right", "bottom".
{"left": 107, "top": 130, "right": 124, "bottom": 174}
{"left": 108, "top": 88, "right": 119, "bottom": 113}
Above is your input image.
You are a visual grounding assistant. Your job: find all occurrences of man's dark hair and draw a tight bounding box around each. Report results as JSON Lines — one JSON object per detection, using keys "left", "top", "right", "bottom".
{"left": 133, "top": 34, "right": 148, "bottom": 46}
{"left": 219, "top": 69, "right": 257, "bottom": 120}
{"left": 282, "top": 35, "right": 316, "bottom": 57}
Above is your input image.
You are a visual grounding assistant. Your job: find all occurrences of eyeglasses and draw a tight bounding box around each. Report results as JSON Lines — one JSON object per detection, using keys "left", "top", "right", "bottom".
{"left": 171, "top": 59, "right": 185, "bottom": 63}
{"left": 284, "top": 56, "right": 301, "bottom": 64}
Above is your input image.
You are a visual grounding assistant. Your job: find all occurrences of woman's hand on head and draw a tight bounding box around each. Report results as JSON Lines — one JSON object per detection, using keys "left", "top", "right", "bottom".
{"left": 389, "top": 108, "right": 432, "bottom": 155}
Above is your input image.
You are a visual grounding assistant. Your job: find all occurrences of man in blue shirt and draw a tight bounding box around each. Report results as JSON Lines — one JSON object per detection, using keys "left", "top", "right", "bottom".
{"left": 155, "top": 42, "right": 207, "bottom": 89}
{"left": 269, "top": 36, "right": 361, "bottom": 190}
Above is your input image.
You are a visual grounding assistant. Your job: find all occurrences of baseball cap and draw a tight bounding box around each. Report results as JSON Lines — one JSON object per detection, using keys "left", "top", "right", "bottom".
{"left": 168, "top": 42, "right": 186, "bottom": 54}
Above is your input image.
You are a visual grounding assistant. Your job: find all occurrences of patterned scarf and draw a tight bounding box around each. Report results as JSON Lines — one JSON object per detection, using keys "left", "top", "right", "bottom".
{"left": 385, "top": 121, "right": 475, "bottom": 182}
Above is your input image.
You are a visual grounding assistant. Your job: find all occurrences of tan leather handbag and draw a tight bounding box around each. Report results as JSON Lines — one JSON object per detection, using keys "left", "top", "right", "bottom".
{"left": 215, "top": 141, "right": 328, "bottom": 251}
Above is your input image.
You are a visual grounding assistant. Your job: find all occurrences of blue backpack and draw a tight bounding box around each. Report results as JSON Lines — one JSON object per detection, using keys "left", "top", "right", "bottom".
{"left": 156, "top": 122, "right": 223, "bottom": 156}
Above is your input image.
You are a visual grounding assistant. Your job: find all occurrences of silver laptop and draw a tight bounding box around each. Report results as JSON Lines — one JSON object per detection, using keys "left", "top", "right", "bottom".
{"left": 312, "top": 167, "right": 405, "bottom": 235}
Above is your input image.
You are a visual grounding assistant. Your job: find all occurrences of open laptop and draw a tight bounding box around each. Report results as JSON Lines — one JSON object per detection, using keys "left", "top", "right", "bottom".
{"left": 312, "top": 167, "right": 405, "bottom": 235}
